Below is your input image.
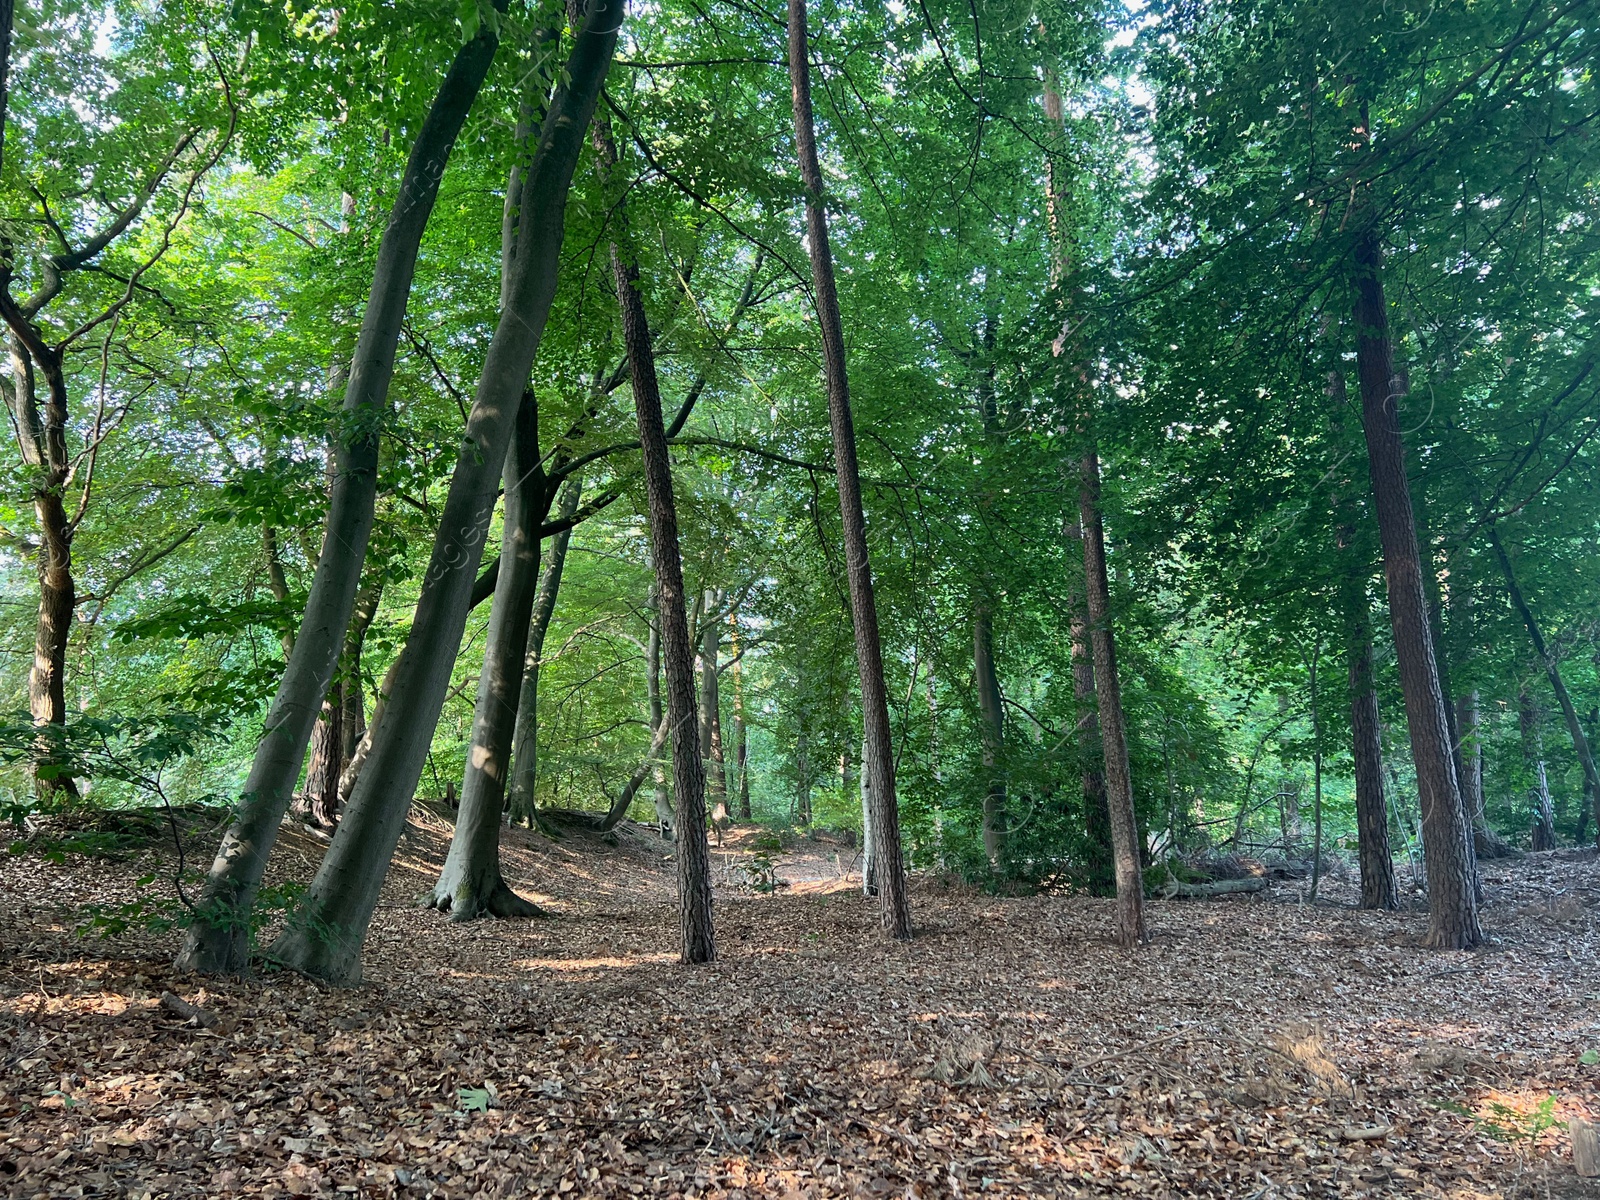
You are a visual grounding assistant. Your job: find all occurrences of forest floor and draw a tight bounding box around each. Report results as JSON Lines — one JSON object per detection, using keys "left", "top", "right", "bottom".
{"left": 2, "top": 811, "right": 1598, "bottom": 1199}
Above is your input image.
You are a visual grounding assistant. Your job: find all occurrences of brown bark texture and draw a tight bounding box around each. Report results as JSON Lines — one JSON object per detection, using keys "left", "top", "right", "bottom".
{"left": 589, "top": 109, "right": 715, "bottom": 964}
{"left": 1352, "top": 229, "right": 1481, "bottom": 949}
{"left": 788, "top": 0, "right": 911, "bottom": 940}
{"left": 1078, "top": 449, "right": 1147, "bottom": 948}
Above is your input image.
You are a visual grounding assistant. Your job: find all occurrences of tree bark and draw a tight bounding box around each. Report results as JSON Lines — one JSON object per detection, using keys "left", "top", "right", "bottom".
{"left": 1522, "top": 685, "right": 1557, "bottom": 849}
{"left": 645, "top": 577, "right": 674, "bottom": 838}
{"left": 1064, "top": 513, "right": 1113, "bottom": 894}
{"left": 1346, "top": 603, "right": 1398, "bottom": 909}
{"left": 5, "top": 331, "right": 79, "bottom": 799}
{"left": 178, "top": 23, "right": 506, "bottom": 975}
{"left": 1352, "top": 228, "right": 1481, "bottom": 949}
{"left": 1490, "top": 525, "right": 1600, "bottom": 847}
{"left": 427, "top": 396, "right": 548, "bottom": 921}
{"left": 588, "top": 104, "right": 715, "bottom": 965}
{"left": 505, "top": 474, "right": 579, "bottom": 824}
{"left": 264, "top": 4, "right": 623, "bottom": 985}
{"left": 701, "top": 593, "right": 730, "bottom": 825}
{"left": 731, "top": 611, "right": 751, "bottom": 820}
{"left": 974, "top": 595, "right": 1006, "bottom": 867}
{"left": 795, "top": 726, "right": 811, "bottom": 825}
{"left": 789, "top": 0, "right": 911, "bottom": 940}
{"left": 1078, "top": 449, "right": 1147, "bottom": 947}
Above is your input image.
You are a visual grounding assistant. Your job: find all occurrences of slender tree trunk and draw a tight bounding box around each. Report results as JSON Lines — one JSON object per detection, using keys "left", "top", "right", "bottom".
{"left": 303, "top": 699, "right": 342, "bottom": 828}
{"left": 1078, "top": 449, "right": 1146, "bottom": 947}
{"left": 796, "top": 726, "right": 811, "bottom": 825}
{"left": 505, "top": 474, "right": 578, "bottom": 824}
{"left": 1352, "top": 228, "right": 1481, "bottom": 949}
{"left": 1346, "top": 607, "right": 1398, "bottom": 909}
{"left": 1522, "top": 686, "right": 1557, "bottom": 849}
{"left": 700, "top": 590, "right": 729, "bottom": 825}
{"left": 731, "top": 612, "right": 751, "bottom": 820}
{"left": 645, "top": 577, "right": 674, "bottom": 838}
{"left": 1064, "top": 514, "right": 1113, "bottom": 895}
{"left": 1490, "top": 526, "right": 1600, "bottom": 847}
{"left": 264, "top": 6, "right": 622, "bottom": 985}
{"left": 789, "top": 0, "right": 910, "bottom": 940}
{"left": 974, "top": 595, "right": 1006, "bottom": 867}
{"left": 178, "top": 23, "right": 507, "bottom": 974}
{"left": 427, "top": 396, "right": 548, "bottom": 921}
{"left": 306, "top": 575, "right": 381, "bottom": 828}
{"left": 1425, "top": 583, "right": 1483, "bottom": 901}
{"left": 588, "top": 103, "right": 714, "bottom": 965}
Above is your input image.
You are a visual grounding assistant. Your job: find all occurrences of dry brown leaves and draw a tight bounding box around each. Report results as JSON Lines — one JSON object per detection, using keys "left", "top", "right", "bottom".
{"left": 2, "top": 818, "right": 1597, "bottom": 1199}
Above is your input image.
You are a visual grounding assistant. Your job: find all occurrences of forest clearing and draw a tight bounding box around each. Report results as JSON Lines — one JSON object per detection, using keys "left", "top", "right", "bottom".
{"left": 2, "top": 821, "right": 1598, "bottom": 1199}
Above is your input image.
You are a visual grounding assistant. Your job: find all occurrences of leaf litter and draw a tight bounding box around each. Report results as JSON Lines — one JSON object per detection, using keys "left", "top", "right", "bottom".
{"left": 2, "top": 816, "right": 1597, "bottom": 1198}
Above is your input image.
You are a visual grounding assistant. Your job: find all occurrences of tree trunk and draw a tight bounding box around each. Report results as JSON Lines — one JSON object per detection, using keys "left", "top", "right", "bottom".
{"left": 1078, "top": 449, "right": 1147, "bottom": 947}
{"left": 4, "top": 334, "right": 79, "bottom": 799}
{"left": 1346, "top": 608, "right": 1398, "bottom": 909}
{"left": 1352, "top": 228, "right": 1481, "bottom": 949}
{"left": 427, "top": 396, "right": 548, "bottom": 921}
{"left": 731, "top": 611, "right": 751, "bottom": 820}
{"left": 1425, "top": 583, "right": 1482, "bottom": 902}
{"left": 700, "top": 590, "right": 729, "bottom": 825}
{"left": 974, "top": 595, "right": 1006, "bottom": 867}
{"left": 795, "top": 726, "right": 811, "bottom": 825}
{"left": 303, "top": 696, "right": 342, "bottom": 829}
{"left": 505, "top": 474, "right": 578, "bottom": 825}
{"left": 1490, "top": 526, "right": 1600, "bottom": 847}
{"left": 306, "top": 575, "right": 381, "bottom": 828}
{"left": 1523, "top": 687, "right": 1557, "bottom": 849}
{"left": 589, "top": 104, "right": 714, "bottom": 965}
{"left": 177, "top": 24, "right": 506, "bottom": 975}
{"left": 1064, "top": 513, "right": 1113, "bottom": 895}
{"left": 788, "top": 0, "right": 911, "bottom": 940}
{"left": 264, "top": 6, "right": 622, "bottom": 985}
{"left": 645, "top": 578, "right": 674, "bottom": 838}
{"left": 31, "top": 485, "right": 76, "bottom": 798}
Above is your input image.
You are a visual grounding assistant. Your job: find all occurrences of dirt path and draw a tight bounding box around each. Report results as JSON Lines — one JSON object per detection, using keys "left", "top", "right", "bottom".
{"left": 2, "top": 817, "right": 1596, "bottom": 1198}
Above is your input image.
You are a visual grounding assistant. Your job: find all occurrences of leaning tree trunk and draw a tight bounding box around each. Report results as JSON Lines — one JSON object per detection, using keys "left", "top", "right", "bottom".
{"left": 427, "top": 397, "right": 547, "bottom": 921}
{"left": 1353, "top": 228, "right": 1481, "bottom": 949}
{"left": 1490, "top": 525, "right": 1600, "bottom": 847}
{"left": 1078, "top": 449, "right": 1147, "bottom": 948}
{"left": 506, "top": 474, "right": 579, "bottom": 824}
{"left": 177, "top": 23, "right": 506, "bottom": 975}
{"left": 789, "top": 0, "right": 911, "bottom": 940}
{"left": 264, "top": 4, "right": 623, "bottom": 985}
{"left": 589, "top": 107, "right": 715, "bottom": 964}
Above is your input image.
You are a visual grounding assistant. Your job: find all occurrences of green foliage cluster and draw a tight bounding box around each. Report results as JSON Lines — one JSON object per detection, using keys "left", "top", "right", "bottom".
{"left": 2, "top": 0, "right": 1597, "bottom": 898}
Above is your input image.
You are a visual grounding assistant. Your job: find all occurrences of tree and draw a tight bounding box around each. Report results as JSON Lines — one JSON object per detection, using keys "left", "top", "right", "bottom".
{"left": 178, "top": 16, "right": 508, "bottom": 973}
{"left": 589, "top": 107, "right": 716, "bottom": 963}
{"left": 265, "top": 0, "right": 623, "bottom": 984}
{"left": 1353, "top": 229, "right": 1480, "bottom": 950}
{"left": 1, "top": 2, "right": 234, "bottom": 796}
{"left": 787, "top": 0, "right": 910, "bottom": 941}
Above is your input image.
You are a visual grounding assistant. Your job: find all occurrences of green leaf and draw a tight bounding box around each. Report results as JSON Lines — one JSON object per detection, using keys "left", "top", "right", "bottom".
{"left": 457, "top": 1086, "right": 491, "bottom": 1112}
{"left": 1581, "top": 1049, "right": 1599, "bottom": 1066}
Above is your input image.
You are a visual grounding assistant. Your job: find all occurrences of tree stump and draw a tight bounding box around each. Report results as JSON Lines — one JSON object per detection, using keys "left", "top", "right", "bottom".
{"left": 1572, "top": 1118, "right": 1599, "bottom": 1177}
